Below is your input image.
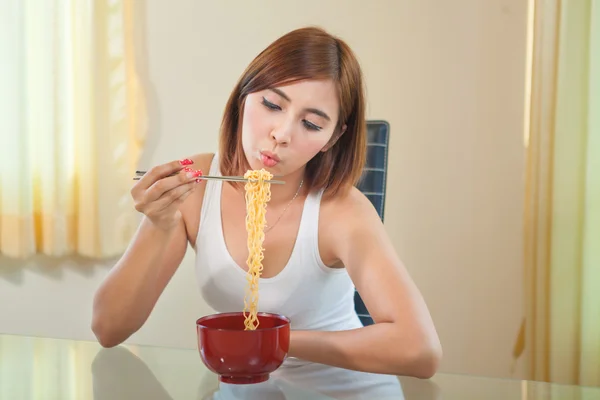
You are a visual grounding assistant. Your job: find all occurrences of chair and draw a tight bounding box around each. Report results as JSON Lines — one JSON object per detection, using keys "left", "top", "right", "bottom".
{"left": 354, "top": 120, "right": 390, "bottom": 326}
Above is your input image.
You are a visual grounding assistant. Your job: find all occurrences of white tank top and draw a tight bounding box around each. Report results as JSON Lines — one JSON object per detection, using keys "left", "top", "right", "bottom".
{"left": 194, "top": 154, "right": 363, "bottom": 332}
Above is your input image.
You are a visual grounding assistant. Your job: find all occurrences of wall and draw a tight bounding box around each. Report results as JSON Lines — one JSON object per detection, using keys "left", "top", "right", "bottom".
{"left": 0, "top": 0, "right": 529, "bottom": 379}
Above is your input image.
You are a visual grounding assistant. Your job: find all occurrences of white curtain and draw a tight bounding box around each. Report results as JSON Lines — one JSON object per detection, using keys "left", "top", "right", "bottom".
{"left": 0, "top": 0, "right": 146, "bottom": 259}
{"left": 516, "top": 0, "right": 600, "bottom": 387}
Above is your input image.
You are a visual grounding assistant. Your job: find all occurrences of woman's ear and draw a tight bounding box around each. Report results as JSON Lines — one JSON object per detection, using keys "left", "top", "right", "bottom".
{"left": 321, "top": 124, "right": 347, "bottom": 152}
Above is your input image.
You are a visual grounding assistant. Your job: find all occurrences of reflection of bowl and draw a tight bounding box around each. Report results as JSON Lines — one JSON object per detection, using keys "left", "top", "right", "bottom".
{"left": 202, "top": 381, "right": 287, "bottom": 400}
{"left": 196, "top": 312, "right": 291, "bottom": 385}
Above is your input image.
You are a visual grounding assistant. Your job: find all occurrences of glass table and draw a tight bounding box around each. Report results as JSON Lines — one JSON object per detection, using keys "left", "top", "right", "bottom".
{"left": 1, "top": 333, "right": 599, "bottom": 399}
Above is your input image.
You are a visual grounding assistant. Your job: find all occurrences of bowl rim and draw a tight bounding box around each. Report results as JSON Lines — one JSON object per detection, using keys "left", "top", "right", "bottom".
{"left": 196, "top": 311, "right": 291, "bottom": 332}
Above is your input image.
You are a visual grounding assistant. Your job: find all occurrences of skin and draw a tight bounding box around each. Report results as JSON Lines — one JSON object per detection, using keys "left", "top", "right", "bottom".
{"left": 91, "top": 79, "right": 442, "bottom": 378}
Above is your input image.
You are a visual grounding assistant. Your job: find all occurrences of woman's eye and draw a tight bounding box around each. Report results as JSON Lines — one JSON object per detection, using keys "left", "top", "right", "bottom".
{"left": 261, "top": 96, "right": 321, "bottom": 131}
{"left": 303, "top": 120, "right": 322, "bottom": 131}
{"left": 261, "top": 97, "right": 281, "bottom": 111}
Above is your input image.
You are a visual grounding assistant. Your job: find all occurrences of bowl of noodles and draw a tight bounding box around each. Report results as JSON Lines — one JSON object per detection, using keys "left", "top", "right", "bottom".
{"left": 196, "top": 169, "right": 291, "bottom": 384}
{"left": 196, "top": 312, "right": 291, "bottom": 384}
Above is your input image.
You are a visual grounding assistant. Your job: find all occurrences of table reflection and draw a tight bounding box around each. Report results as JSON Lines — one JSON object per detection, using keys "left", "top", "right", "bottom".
{"left": 91, "top": 346, "right": 410, "bottom": 399}
{"left": 4, "top": 333, "right": 598, "bottom": 400}
{"left": 271, "top": 359, "right": 406, "bottom": 399}
{"left": 91, "top": 347, "right": 173, "bottom": 400}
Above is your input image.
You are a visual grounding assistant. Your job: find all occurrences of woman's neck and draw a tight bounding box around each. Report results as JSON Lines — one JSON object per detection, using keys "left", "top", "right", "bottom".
{"left": 268, "top": 168, "right": 306, "bottom": 206}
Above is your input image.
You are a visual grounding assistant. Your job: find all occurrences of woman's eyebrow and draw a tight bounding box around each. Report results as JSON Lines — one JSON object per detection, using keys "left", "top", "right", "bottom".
{"left": 269, "top": 88, "right": 331, "bottom": 121}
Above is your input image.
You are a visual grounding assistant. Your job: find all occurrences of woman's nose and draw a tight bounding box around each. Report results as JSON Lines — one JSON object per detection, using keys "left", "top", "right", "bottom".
{"left": 271, "top": 122, "right": 292, "bottom": 145}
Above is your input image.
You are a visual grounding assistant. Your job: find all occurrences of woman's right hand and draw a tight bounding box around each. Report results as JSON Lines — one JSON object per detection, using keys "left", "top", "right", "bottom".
{"left": 130, "top": 158, "right": 202, "bottom": 231}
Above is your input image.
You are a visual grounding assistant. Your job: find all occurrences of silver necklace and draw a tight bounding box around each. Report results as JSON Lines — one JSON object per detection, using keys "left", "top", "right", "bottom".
{"left": 265, "top": 179, "right": 304, "bottom": 232}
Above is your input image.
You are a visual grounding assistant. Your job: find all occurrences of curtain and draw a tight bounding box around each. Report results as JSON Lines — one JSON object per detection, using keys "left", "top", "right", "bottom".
{"left": 518, "top": 0, "right": 600, "bottom": 387}
{"left": 0, "top": 0, "right": 146, "bottom": 259}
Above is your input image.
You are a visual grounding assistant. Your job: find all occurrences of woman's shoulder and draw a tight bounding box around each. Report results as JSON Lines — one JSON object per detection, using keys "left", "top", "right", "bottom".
{"left": 318, "top": 186, "right": 382, "bottom": 266}
{"left": 188, "top": 152, "right": 216, "bottom": 170}
{"left": 321, "top": 185, "right": 378, "bottom": 222}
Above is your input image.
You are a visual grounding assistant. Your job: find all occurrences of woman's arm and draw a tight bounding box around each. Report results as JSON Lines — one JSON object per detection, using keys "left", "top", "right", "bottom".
{"left": 91, "top": 154, "right": 212, "bottom": 347}
{"left": 91, "top": 215, "right": 189, "bottom": 347}
{"left": 288, "top": 188, "right": 442, "bottom": 378}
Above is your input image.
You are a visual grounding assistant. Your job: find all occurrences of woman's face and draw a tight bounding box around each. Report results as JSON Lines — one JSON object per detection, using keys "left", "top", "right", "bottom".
{"left": 240, "top": 79, "right": 343, "bottom": 177}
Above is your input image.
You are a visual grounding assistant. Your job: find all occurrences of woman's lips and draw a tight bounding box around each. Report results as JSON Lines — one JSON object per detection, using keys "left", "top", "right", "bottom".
{"left": 260, "top": 151, "right": 280, "bottom": 167}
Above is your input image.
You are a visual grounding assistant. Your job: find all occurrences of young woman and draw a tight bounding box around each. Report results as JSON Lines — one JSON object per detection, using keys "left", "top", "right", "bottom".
{"left": 92, "top": 26, "right": 442, "bottom": 379}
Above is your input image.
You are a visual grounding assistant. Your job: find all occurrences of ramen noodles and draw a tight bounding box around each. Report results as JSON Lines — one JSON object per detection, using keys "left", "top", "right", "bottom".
{"left": 242, "top": 169, "right": 273, "bottom": 330}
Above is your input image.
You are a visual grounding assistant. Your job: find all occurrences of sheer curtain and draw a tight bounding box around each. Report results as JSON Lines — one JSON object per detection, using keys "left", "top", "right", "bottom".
{"left": 0, "top": 0, "right": 146, "bottom": 259}
{"left": 517, "top": 0, "right": 600, "bottom": 387}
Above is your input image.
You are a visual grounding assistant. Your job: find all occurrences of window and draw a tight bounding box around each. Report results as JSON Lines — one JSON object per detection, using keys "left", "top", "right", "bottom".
{"left": 0, "top": 0, "right": 146, "bottom": 259}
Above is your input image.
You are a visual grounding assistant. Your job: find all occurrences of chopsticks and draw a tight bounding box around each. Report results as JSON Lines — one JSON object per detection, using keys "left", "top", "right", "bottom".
{"left": 133, "top": 171, "right": 285, "bottom": 184}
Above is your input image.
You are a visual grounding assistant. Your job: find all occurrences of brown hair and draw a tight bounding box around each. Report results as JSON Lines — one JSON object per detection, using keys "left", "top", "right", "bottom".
{"left": 218, "top": 26, "right": 366, "bottom": 196}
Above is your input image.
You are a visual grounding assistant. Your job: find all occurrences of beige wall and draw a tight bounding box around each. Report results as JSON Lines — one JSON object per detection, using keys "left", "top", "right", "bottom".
{"left": 0, "top": 0, "right": 529, "bottom": 380}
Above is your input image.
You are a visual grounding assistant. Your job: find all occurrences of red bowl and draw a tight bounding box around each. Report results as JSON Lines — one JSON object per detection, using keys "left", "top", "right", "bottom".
{"left": 196, "top": 312, "right": 291, "bottom": 384}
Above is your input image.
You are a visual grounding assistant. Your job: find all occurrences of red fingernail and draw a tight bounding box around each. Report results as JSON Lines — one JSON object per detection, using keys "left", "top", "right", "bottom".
{"left": 179, "top": 159, "right": 193, "bottom": 166}
{"left": 192, "top": 169, "right": 203, "bottom": 177}
{"left": 195, "top": 178, "right": 201, "bottom": 183}
{"left": 183, "top": 167, "right": 193, "bottom": 172}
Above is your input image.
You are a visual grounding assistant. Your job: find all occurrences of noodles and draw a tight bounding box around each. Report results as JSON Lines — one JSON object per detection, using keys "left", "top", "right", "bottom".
{"left": 242, "top": 169, "right": 273, "bottom": 330}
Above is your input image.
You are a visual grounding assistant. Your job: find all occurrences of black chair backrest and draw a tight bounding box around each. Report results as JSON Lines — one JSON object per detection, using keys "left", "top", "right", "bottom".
{"left": 354, "top": 120, "right": 390, "bottom": 326}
